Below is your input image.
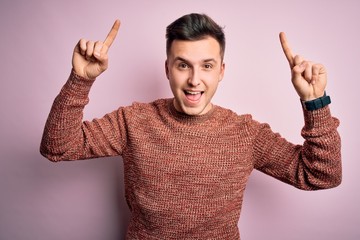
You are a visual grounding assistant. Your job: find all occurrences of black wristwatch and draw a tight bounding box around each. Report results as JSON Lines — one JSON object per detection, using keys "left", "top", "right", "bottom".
{"left": 301, "top": 92, "right": 331, "bottom": 111}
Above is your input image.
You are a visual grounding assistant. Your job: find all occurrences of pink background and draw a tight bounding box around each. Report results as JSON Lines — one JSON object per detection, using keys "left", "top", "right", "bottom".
{"left": 1, "top": 0, "right": 359, "bottom": 239}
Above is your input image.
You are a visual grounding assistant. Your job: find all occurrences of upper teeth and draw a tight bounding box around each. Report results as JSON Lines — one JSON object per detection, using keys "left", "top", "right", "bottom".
{"left": 186, "top": 91, "right": 200, "bottom": 95}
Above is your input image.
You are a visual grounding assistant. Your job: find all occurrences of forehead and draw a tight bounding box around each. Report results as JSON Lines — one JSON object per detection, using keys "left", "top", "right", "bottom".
{"left": 168, "top": 37, "right": 222, "bottom": 60}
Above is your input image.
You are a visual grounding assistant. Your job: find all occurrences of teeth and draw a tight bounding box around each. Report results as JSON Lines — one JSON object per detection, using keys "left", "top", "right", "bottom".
{"left": 185, "top": 91, "right": 201, "bottom": 95}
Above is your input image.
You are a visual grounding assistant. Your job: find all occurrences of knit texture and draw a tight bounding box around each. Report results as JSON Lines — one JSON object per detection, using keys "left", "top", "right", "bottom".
{"left": 40, "top": 71, "right": 342, "bottom": 239}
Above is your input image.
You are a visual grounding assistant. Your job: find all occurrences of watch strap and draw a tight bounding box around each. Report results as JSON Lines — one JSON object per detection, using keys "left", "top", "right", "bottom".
{"left": 302, "top": 93, "right": 331, "bottom": 111}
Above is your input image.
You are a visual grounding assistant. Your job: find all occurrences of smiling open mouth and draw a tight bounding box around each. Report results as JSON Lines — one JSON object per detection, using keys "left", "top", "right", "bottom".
{"left": 184, "top": 90, "right": 204, "bottom": 102}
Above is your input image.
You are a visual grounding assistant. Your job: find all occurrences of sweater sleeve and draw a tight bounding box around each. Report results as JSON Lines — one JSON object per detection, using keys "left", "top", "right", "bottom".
{"left": 40, "top": 70, "right": 127, "bottom": 162}
{"left": 252, "top": 106, "right": 342, "bottom": 190}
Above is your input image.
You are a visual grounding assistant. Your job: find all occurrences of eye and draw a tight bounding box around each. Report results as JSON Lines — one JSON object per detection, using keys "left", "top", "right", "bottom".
{"left": 178, "top": 62, "right": 189, "bottom": 69}
{"left": 204, "top": 63, "right": 213, "bottom": 69}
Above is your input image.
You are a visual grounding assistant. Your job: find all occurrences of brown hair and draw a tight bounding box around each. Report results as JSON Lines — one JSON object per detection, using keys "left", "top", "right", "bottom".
{"left": 166, "top": 13, "right": 226, "bottom": 60}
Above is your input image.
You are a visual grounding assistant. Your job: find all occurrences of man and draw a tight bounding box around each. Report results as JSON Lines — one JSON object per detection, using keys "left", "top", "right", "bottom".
{"left": 40, "top": 13, "right": 341, "bottom": 239}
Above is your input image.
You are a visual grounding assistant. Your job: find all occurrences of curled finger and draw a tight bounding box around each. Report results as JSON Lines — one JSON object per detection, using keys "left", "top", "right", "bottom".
{"left": 304, "top": 61, "right": 313, "bottom": 83}
{"left": 86, "top": 40, "right": 95, "bottom": 60}
{"left": 294, "top": 55, "right": 303, "bottom": 66}
{"left": 311, "top": 63, "right": 324, "bottom": 85}
{"left": 94, "top": 41, "right": 104, "bottom": 59}
{"left": 78, "top": 38, "right": 87, "bottom": 55}
{"left": 292, "top": 55, "right": 306, "bottom": 75}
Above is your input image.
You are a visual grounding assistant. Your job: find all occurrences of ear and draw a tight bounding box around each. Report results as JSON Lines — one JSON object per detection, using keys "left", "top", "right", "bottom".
{"left": 219, "top": 62, "right": 225, "bottom": 82}
{"left": 165, "top": 60, "right": 170, "bottom": 80}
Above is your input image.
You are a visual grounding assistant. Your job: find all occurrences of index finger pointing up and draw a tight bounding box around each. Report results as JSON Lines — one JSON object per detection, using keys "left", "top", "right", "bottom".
{"left": 279, "top": 32, "right": 294, "bottom": 67}
{"left": 103, "top": 19, "right": 121, "bottom": 50}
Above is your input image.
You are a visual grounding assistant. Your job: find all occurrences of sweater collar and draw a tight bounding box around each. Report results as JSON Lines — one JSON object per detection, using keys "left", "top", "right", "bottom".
{"left": 167, "top": 98, "right": 217, "bottom": 124}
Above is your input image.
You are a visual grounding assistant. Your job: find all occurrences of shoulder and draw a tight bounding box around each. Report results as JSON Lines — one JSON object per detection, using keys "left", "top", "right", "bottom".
{"left": 126, "top": 98, "right": 169, "bottom": 112}
{"left": 212, "top": 105, "right": 265, "bottom": 134}
{"left": 214, "top": 105, "right": 255, "bottom": 124}
{"left": 120, "top": 98, "right": 169, "bottom": 120}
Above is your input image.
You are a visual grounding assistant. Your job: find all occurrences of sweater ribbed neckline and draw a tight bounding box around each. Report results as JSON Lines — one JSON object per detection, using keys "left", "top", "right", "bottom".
{"left": 166, "top": 98, "right": 217, "bottom": 124}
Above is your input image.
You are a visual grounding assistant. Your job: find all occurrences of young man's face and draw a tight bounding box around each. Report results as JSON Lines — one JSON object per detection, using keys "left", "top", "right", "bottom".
{"left": 165, "top": 37, "right": 225, "bottom": 116}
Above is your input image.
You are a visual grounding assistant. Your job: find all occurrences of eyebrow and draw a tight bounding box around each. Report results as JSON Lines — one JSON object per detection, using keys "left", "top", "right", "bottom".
{"left": 174, "top": 56, "right": 218, "bottom": 64}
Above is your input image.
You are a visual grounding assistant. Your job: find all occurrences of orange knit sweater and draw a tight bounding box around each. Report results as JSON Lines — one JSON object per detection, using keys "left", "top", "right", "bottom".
{"left": 40, "top": 71, "right": 342, "bottom": 239}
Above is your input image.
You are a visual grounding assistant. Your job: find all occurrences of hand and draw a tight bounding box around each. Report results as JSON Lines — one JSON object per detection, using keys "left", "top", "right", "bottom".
{"left": 279, "top": 32, "right": 327, "bottom": 101}
{"left": 72, "top": 20, "right": 121, "bottom": 80}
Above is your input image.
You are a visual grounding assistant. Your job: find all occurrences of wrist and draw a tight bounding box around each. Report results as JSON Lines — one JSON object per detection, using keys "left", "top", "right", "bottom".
{"left": 301, "top": 92, "right": 331, "bottom": 111}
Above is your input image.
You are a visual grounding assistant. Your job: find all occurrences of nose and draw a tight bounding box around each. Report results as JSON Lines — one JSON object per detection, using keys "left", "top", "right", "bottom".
{"left": 188, "top": 69, "right": 200, "bottom": 86}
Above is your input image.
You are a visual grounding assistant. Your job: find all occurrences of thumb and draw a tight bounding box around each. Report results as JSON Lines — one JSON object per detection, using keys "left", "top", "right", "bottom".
{"left": 293, "top": 61, "right": 306, "bottom": 74}
{"left": 92, "top": 41, "right": 107, "bottom": 61}
{"left": 96, "top": 53, "right": 109, "bottom": 73}
{"left": 292, "top": 61, "right": 307, "bottom": 80}
{"left": 92, "top": 41, "right": 109, "bottom": 72}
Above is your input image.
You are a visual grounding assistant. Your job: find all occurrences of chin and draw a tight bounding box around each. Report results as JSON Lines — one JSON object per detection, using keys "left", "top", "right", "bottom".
{"left": 174, "top": 97, "right": 211, "bottom": 116}
{"left": 182, "top": 105, "right": 209, "bottom": 116}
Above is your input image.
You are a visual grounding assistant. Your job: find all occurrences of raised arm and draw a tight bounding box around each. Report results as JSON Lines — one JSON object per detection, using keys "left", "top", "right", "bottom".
{"left": 40, "top": 20, "right": 125, "bottom": 162}
{"left": 252, "top": 33, "right": 342, "bottom": 190}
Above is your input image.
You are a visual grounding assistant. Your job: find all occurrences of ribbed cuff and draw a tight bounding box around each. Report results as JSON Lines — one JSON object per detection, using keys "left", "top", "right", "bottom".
{"left": 302, "top": 105, "right": 336, "bottom": 131}
{"left": 63, "top": 69, "right": 96, "bottom": 97}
